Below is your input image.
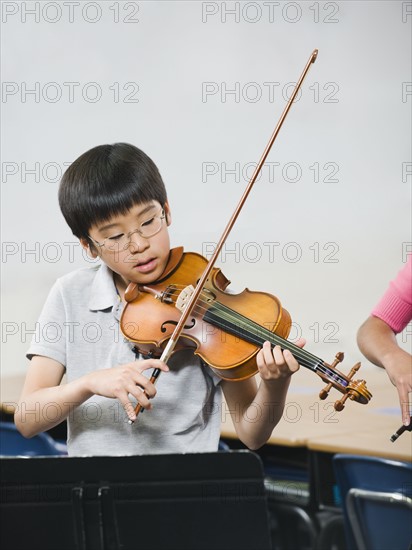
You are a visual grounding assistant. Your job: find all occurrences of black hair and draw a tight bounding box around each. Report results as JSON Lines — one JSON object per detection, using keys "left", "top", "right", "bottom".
{"left": 58, "top": 143, "right": 167, "bottom": 240}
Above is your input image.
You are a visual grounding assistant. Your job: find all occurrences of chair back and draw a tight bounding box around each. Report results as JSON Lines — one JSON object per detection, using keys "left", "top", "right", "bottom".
{"left": 0, "top": 422, "right": 67, "bottom": 456}
{"left": 347, "top": 488, "right": 412, "bottom": 550}
{"left": 333, "top": 453, "right": 412, "bottom": 550}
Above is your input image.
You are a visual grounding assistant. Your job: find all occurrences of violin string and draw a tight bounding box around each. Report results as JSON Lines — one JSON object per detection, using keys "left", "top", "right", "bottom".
{"left": 147, "top": 285, "right": 347, "bottom": 386}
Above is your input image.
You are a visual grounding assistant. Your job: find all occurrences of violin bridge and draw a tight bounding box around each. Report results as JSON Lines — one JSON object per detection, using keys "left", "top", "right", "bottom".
{"left": 176, "top": 285, "right": 195, "bottom": 312}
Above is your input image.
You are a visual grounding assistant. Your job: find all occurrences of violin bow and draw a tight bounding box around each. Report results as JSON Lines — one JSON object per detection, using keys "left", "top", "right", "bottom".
{"left": 129, "top": 49, "right": 318, "bottom": 422}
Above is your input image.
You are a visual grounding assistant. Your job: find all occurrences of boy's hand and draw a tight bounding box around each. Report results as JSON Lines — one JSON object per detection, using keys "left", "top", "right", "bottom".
{"left": 257, "top": 339, "right": 305, "bottom": 383}
{"left": 85, "top": 359, "right": 169, "bottom": 422}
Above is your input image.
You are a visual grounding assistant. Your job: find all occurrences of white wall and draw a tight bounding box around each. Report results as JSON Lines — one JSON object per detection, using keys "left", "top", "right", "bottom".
{"left": 1, "top": 1, "right": 411, "bottom": 383}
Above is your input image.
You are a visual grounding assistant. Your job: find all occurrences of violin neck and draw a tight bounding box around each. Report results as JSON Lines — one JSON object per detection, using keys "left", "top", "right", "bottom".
{"left": 203, "top": 302, "right": 325, "bottom": 374}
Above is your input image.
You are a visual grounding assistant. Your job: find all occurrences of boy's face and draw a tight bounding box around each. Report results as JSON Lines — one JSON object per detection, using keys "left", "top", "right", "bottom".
{"left": 83, "top": 201, "right": 172, "bottom": 289}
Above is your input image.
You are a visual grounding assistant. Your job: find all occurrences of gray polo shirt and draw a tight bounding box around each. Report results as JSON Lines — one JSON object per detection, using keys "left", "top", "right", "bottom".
{"left": 26, "top": 263, "right": 222, "bottom": 456}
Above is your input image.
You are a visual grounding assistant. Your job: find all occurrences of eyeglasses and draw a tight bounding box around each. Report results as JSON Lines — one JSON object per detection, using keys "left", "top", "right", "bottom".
{"left": 89, "top": 208, "right": 166, "bottom": 251}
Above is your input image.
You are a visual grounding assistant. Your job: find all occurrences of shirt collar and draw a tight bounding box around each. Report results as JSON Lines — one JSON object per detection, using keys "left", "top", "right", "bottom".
{"left": 88, "top": 263, "right": 119, "bottom": 311}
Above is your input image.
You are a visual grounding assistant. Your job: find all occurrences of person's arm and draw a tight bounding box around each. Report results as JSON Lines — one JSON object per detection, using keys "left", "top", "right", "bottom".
{"left": 15, "top": 355, "right": 169, "bottom": 438}
{"left": 357, "top": 316, "right": 412, "bottom": 426}
{"left": 221, "top": 339, "right": 304, "bottom": 450}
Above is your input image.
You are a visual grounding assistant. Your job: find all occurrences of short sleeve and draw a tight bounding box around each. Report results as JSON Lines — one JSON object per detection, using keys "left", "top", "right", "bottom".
{"left": 371, "top": 255, "right": 412, "bottom": 334}
{"left": 26, "top": 280, "right": 67, "bottom": 366}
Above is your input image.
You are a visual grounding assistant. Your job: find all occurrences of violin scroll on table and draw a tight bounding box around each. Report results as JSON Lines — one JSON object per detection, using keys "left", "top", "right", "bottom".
{"left": 120, "top": 247, "right": 372, "bottom": 412}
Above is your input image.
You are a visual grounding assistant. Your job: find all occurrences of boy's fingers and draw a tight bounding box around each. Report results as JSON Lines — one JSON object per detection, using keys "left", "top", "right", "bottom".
{"left": 294, "top": 338, "right": 306, "bottom": 349}
{"left": 283, "top": 349, "right": 300, "bottom": 373}
{"left": 123, "top": 400, "right": 137, "bottom": 421}
{"left": 137, "top": 359, "right": 169, "bottom": 373}
{"left": 261, "top": 341, "right": 274, "bottom": 365}
{"left": 271, "top": 344, "right": 285, "bottom": 366}
{"left": 131, "top": 376, "right": 157, "bottom": 398}
{"left": 123, "top": 388, "right": 153, "bottom": 417}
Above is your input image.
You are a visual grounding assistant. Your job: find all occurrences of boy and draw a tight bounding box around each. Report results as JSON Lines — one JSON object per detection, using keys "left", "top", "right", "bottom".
{"left": 15, "top": 143, "right": 304, "bottom": 456}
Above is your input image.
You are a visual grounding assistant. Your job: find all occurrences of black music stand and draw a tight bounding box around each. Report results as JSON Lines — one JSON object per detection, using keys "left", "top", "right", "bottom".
{"left": 1, "top": 451, "right": 272, "bottom": 550}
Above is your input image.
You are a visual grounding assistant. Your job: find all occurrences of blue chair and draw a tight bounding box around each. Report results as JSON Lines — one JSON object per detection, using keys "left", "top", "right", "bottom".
{"left": 333, "top": 453, "right": 412, "bottom": 550}
{"left": 0, "top": 422, "right": 67, "bottom": 456}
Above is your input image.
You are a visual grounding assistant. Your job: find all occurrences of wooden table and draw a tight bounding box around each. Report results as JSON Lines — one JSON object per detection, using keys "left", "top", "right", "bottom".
{"left": 307, "top": 425, "right": 412, "bottom": 462}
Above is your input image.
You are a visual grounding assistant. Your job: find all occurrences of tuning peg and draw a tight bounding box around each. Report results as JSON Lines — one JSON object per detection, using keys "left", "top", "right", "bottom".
{"left": 334, "top": 393, "right": 349, "bottom": 411}
{"left": 346, "top": 361, "right": 361, "bottom": 380}
{"left": 319, "top": 352, "right": 344, "bottom": 401}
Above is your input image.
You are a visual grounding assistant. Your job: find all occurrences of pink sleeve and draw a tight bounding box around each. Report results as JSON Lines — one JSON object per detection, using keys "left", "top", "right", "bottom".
{"left": 371, "top": 255, "right": 412, "bottom": 334}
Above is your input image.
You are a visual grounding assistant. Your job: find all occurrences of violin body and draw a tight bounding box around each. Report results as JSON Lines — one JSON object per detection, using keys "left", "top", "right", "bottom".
{"left": 121, "top": 248, "right": 292, "bottom": 381}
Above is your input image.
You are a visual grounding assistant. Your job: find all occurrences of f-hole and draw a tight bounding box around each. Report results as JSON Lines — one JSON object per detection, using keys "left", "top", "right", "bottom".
{"left": 161, "top": 319, "right": 196, "bottom": 333}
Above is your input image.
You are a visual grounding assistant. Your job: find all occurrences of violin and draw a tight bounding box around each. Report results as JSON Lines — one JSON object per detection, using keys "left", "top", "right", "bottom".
{"left": 120, "top": 49, "right": 372, "bottom": 422}
{"left": 120, "top": 247, "right": 372, "bottom": 412}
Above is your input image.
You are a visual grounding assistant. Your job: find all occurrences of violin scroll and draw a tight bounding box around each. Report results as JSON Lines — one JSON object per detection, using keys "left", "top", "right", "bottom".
{"left": 318, "top": 353, "right": 372, "bottom": 410}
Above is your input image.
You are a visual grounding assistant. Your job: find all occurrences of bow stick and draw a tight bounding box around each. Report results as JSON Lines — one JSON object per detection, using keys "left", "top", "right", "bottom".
{"left": 130, "top": 49, "right": 318, "bottom": 423}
